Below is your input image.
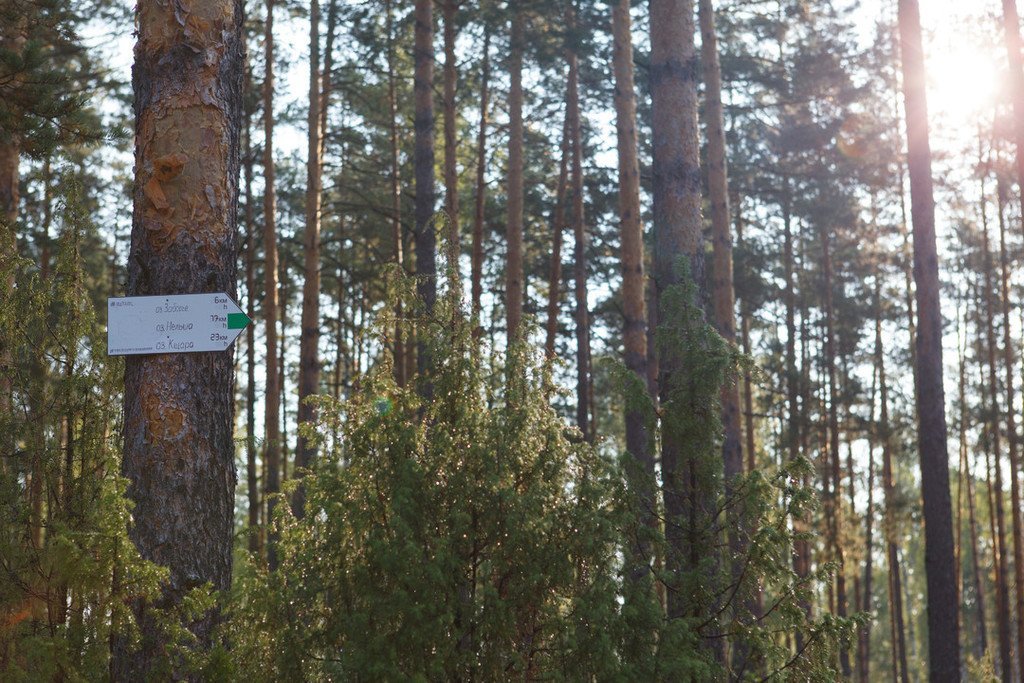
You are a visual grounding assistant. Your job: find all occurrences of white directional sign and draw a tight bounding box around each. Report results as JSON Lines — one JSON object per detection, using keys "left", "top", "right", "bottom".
{"left": 107, "top": 293, "right": 252, "bottom": 356}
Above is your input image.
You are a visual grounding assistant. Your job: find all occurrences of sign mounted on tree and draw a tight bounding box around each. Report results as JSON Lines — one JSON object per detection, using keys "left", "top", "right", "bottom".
{"left": 107, "top": 293, "right": 251, "bottom": 356}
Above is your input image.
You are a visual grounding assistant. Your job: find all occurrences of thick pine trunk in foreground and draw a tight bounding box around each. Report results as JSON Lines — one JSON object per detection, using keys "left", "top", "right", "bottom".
{"left": 114, "top": 0, "right": 243, "bottom": 676}
{"left": 295, "top": 0, "right": 322, "bottom": 517}
{"left": 897, "top": 1, "right": 961, "bottom": 677}
{"left": 612, "top": 0, "right": 651, "bottom": 474}
{"left": 506, "top": 10, "right": 524, "bottom": 339}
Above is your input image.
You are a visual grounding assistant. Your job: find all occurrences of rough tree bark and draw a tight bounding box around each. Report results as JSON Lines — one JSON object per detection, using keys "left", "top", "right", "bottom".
{"left": 113, "top": 0, "right": 243, "bottom": 676}
{"left": 262, "top": 0, "right": 282, "bottom": 570}
{"left": 506, "top": 8, "right": 524, "bottom": 339}
{"left": 294, "top": 0, "right": 322, "bottom": 518}
{"left": 897, "top": 1, "right": 962, "bottom": 677}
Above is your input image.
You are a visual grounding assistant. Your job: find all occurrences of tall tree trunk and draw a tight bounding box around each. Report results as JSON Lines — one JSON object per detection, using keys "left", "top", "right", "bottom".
{"left": 279, "top": 259, "right": 289, "bottom": 483}
{"left": 697, "top": 4, "right": 748, "bottom": 666}
{"left": 0, "top": 23, "right": 19, "bottom": 443}
{"left": 320, "top": 0, "right": 337, "bottom": 154}
{"left": 958, "top": 290, "right": 987, "bottom": 659}
{"left": 243, "top": 66, "right": 259, "bottom": 555}
{"left": 782, "top": 176, "right": 810, "bottom": 639}
{"left": 649, "top": 0, "right": 707, "bottom": 626}
{"left": 821, "top": 225, "right": 850, "bottom": 676}
{"left": 1000, "top": 0, "right": 1024, "bottom": 218}
{"left": 736, "top": 200, "right": 763, "bottom": 622}
{"left": 981, "top": 173, "right": 1012, "bottom": 683}
{"left": 612, "top": 0, "right": 651, "bottom": 475}
{"left": 859, "top": 287, "right": 879, "bottom": 683}
{"left": 442, "top": 0, "right": 459, "bottom": 259}
{"left": 878, "top": 308, "right": 909, "bottom": 683}
{"left": 698, "top": 0, "right": 740, "bottom": 486}
{"left": 413, "top": 0, "right": 436, "bottom": 389}
{"left": 981, "top": 360, "right": 1007, "bottom": 678}
{"left": 897, "top": 1, "right": 962, "bottom": 676}
{"left": 294, "top": 0, "right": 322, "bottom": 518}
{"left": 544, "top": 109, "right": 570, "bottom": 360}
{"left": 566, "top": 2, "right": 592, "bottom": 443}
{"left": 39, "top": 157, "right": 51, "bottom": 277}
{"left": 995, "top": 172, "right": 1024, "bottom": 676}
{"left": 262, "top": 0, "right": 282, "bottom": 571}
{"left": 471, "top": 26, "right": 490, "bottom": 322}
{"left": 506, "top": 8, "right": 524, "bottom": 339}
{"left": 610, "top": 0, "right": 660, "bottom": 628}
{"left": 113, "top": 0, "right": 243, "bottom": 675}
{"left": 735, "top": 205, "right": 756, "bottom": 473}
{"left": 385, "top": 0, "right": 405, "bottom": 387}
{"left": 333, "top": 262, "right": 345, "bottom": 401}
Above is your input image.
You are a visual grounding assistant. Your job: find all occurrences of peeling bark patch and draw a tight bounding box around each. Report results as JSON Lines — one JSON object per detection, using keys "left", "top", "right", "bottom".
{"left": 139, "top": 358, "right": 189, "bottom": 444}
{"left": 154, "top": 152, "right": 188, "bottom": 181}
{"left": 138, "top": 104, "right": 229, "bottom": 260}
{"left": 138, "top": 0, "right": 235, "bottom": 57}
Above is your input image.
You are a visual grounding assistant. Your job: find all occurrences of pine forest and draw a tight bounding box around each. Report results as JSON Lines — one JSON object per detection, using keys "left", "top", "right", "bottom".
{"left": 3, "top": 0, "right": 1022, "bottom": 680}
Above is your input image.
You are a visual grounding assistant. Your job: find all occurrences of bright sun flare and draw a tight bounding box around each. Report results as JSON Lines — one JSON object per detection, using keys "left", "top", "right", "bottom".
{"left": 926, "top": 41, "right": 999, "bottom": 129}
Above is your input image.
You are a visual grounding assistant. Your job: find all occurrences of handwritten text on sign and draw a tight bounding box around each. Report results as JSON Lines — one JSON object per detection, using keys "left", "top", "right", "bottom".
{"left": 107, "top": 293, "right": 251, "bottom": 356}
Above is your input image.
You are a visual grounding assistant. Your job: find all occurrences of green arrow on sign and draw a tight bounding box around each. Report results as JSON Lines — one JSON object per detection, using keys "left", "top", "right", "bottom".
{"left": 228, "top": 312, "right": 252, "bottom": 330}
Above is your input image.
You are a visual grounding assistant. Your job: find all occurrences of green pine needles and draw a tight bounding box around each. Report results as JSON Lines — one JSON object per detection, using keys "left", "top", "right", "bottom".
{"left": 230, "top": 258, "right": 859, "bottom": 681}
{"left": 0, "top": 180, "right": 168, "bottom": 680}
